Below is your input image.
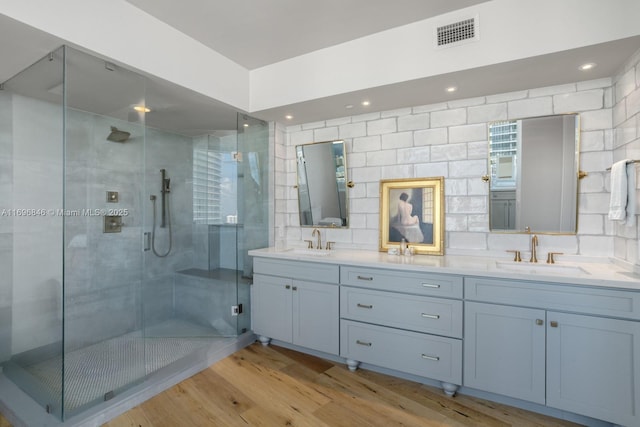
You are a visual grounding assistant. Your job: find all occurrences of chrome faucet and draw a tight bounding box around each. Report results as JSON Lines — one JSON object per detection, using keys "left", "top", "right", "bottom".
{"left": 530, "top": 234, "right": 538, "bottom": 263}
{"left": 312, "top": 228, "right": 322, "bottom": 250}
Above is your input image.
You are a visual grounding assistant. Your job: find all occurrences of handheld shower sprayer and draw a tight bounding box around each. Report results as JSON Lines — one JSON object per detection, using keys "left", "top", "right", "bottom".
{"left": 160, "top": 169, "right": 169, "bottom": 227}
{"left": 161, "top": 169, "right": 170, "bottom": 194}
{"left": 149, "top": 169, "right": 172, "bottom": 257}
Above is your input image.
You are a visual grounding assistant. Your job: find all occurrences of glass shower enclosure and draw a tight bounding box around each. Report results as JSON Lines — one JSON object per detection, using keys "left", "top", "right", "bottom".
{"left": 0, "top": 46, "right": 269, "bottom": 421}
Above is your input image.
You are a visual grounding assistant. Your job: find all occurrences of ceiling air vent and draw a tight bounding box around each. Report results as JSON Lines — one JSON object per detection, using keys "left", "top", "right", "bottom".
{"left": 435, "top": 16, "right": 479, "bottom": 48}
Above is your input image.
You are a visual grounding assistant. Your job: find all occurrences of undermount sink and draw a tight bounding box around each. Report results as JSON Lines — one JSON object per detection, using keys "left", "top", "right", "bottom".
{"left": 287, "top": 248, "right": 331, "bottom": 256}
{"left": 495, "top": 261, "right": 590, "bottom": 276}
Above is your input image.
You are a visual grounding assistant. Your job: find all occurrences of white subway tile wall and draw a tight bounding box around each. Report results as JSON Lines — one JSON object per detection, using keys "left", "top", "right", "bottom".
{"left": 274, "top": 50, "right": 640, "bottom": 263}
{"left": 612, "top": 49, "right": 640, "bottom": 265}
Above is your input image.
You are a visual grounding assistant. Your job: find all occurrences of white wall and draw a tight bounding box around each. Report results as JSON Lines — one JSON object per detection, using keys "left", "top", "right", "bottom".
{"left": 277, "top": 76, "right": 620, "bottom": 260}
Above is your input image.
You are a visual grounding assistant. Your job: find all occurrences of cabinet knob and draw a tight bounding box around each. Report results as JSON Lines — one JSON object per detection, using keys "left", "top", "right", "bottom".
{"left": 535, "top": 319, "right": 543, "bottom": 325}
{"left": 285, "top": 285, "right": 291, "bottom": 289}
{"left": 292, "top": 286, "right": 298, "bottom": 291}
{"left": 550, "top": 321, "right": 558, "bottom": 328}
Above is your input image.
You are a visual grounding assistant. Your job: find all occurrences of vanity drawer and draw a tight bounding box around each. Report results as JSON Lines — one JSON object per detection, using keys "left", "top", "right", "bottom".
{"left": 340, "top": 266, "right": 463, "bottom": 298}
{"left": 340, "top": 319, "right": 462, "bottom": 384}
{"left": 254, "top": 257, "right": 339, "bottom": 284}
{"left": 340, "top": 286, "right": 463, "bottom": 338}
{"left": 465, "top": 277, "right": 640, "bottom": 320}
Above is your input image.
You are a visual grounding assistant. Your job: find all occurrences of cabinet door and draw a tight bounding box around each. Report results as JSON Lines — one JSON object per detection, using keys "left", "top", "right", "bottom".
{"left": 547, "top": 312, "right": 640, "bottom": 427}
{"left": 490, "top": 199, "right": 509, "bottom": 229}
{"left": 464, "top": 302, "right": 546, "bottom": 404}
{"left": 292, "top": 280, "right": 339, "bottom": 355}
{"left": 252, "top": 274, "right": 293, "bottom": 343}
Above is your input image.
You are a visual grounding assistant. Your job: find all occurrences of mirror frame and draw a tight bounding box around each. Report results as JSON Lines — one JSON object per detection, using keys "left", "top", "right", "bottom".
{"left": 295, "top": 139, "right": 350, "bottom": 228}
{"left": 487, "top": 113, "right": 581, "bottom": 235}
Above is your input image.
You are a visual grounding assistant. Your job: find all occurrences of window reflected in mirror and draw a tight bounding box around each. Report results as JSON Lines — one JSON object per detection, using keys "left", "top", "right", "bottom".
{"left": 488, "top": 114, "right": 580, "bottom": 234}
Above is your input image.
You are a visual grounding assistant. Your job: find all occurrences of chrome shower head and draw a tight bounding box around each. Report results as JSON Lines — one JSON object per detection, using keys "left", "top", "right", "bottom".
{"left": 107, "top": 126, "right": 130, "bottom": 143}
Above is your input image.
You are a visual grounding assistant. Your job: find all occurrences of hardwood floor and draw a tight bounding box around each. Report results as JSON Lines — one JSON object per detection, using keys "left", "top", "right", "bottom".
{"left": 0, "top": 343, "right": 583, "bottom": 426}
{"left": 99, "top": 343, "right": 583, "bottom": 427}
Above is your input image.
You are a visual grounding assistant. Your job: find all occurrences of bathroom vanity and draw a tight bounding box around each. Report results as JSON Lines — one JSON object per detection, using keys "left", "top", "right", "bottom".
{"left": 249, "top": 248, "right": 640, "bottom": 427}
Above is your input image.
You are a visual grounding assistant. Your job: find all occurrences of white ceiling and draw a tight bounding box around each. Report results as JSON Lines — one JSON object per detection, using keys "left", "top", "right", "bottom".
{"left": 125, "top": 0, "right": 490, "bottom": 70}
{"left": 1, "top": 1, "right": 639, "bottom": 133}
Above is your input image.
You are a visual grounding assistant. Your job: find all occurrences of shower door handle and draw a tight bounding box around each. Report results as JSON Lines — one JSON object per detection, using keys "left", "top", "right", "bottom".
{"left": 143, "top": 232, "right": 151, "bottom": 251}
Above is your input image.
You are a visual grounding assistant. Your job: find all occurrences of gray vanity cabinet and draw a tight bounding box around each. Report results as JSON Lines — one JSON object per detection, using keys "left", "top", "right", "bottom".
{"left": 250, "top": 251, "right": 640, "bottom": 427}
{"left": 339, "top": 266, "right": 463, "bottom": 395}
{"left": 463, "top": 301, "right": 546, "bottom": 404}
{"left": 252, "top": 273, "right": 293, "bottom": 343}
{"left": 546, "top": 312, "right": 640, "bottom": 427}
{"left": 464, "top": 277, "right": 640, "bottom": 427}
{"left": 252, "top": 258, "right": 340, "bottom": 355}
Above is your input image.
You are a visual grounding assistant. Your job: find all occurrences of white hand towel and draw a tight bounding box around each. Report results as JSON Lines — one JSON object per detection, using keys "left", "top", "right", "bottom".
{"left": 608, "top": 159, "right": 635, "bottom": 225}
{"left": 626, "top": 161, "right": 636, "bottom": 226}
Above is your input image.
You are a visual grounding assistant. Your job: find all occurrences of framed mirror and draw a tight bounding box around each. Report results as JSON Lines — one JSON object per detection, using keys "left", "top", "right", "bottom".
{"left": 488, "top": 114, "right": 580, "bottom": 234}
{"left": 296, "top": 140, "right": 349, "bottom": 228}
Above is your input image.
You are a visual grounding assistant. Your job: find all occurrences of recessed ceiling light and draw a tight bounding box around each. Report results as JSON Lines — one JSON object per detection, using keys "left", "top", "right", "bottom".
{"left": 446, "top": 86, "right": 457, "bottom": 93}
{"left": 362, "top": 100, "right": 370, "bottom": 106}
{"left": 579, "top": 62, "right": 597, "bottom": 71}
{"left": 133, "top": 105, "right": 151, "bottom": 113}
{"left": 285, "top": 115, "right": 293, "bottom": 120}
{"left": 345, "top": 104, "right": 354, "bottom": 109}
{"left": 243, "top": 123, "right": 249, "bottom": 128}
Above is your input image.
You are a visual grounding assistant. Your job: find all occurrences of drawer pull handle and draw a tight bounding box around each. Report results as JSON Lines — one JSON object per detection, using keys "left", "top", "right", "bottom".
{"left": 285, "top": 285, "right": 291, "bottom": 289}
{"left": 421, "top": 313, "right": 440, "bottom": 319}
{"left": 357, "top": 303, "right": 373, "bottom": 309}
{"left": 550, "top": 321, "right": 558, "bottom": 328}
{"left": 356, "top": 340, "right": 372, "bottom": 347}
{"left": 357, "top": 275, "right": 374, "bottom": 281}
{"left": 536, "top": 319, "right": 543, "bottom": 326}
{"left": 422, "top": 283, "right": 440, "bottom": 288}
{"left": 421, "top": 354, "right": 440, "bottom": 361}
{"left": 292, "top": 286, "right": 297, "bottom": 291}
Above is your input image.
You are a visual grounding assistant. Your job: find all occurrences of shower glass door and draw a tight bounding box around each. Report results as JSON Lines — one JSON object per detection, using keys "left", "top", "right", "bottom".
{"left": 236, "top": 114, "right": 270, "bottom": 335}
{"left": 62, "top": 47, "right": 147, "bottom": 418}
{"left": 0, "top": 47, "right": 65, "bottom": 419}
{"left": 144, "top": 127, "right": 244, "bottom": 341}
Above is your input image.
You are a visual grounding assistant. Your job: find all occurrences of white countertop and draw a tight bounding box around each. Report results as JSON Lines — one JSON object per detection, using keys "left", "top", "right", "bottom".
{"left": 248, "top": 247, "right": 640, "bottom": 291}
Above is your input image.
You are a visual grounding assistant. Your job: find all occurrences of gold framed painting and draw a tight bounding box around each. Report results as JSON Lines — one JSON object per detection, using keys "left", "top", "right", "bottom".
{"left": 379, "top": 177, "right": 444, "bottom": 255}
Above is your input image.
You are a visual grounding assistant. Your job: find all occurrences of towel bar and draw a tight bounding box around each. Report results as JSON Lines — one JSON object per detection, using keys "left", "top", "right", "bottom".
{"left": 606, "top": 159, "right": 640, "bottom": 171}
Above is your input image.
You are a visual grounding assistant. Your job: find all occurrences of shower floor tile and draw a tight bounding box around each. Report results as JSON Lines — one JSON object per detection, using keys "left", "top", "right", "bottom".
{"left": 21, "top": 319, "right": 231, "bottom": 415}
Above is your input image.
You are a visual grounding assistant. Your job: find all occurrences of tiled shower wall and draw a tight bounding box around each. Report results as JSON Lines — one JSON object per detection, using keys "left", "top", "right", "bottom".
{"left": 64, "top": 108, "right": 196, "bottom": 350}
{"left": 612, "top": 48, "right": 640, "bottom": 265}
{"left": 0, "top": 92, "right": 197, "bottom": 355}
{"left": 276, "top": 63, "right": 640, "bottom": 264}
